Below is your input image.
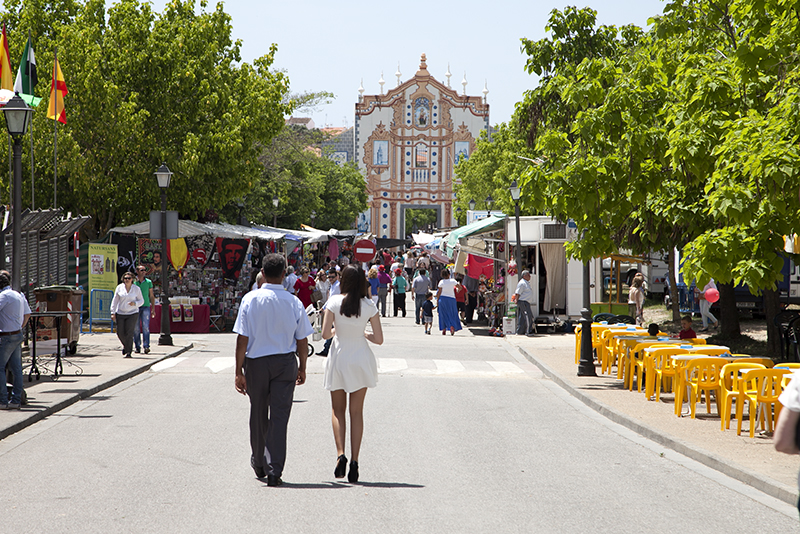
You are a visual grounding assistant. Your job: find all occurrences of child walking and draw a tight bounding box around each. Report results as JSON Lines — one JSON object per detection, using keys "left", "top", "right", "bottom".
{"left": 421, "top": 292, "right": 435, "bottom": 335}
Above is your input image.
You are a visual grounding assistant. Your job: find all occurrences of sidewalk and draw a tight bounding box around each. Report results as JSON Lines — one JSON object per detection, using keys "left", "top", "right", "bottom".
{"left": 0, "top": 333, "right": 193, "bottom": 441}
{"left": 503, "top": 332, "right": 799, "bottom": 506}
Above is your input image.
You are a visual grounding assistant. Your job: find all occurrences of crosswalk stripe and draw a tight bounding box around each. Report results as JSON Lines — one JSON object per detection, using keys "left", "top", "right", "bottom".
{"left": 150, "top": 357, "right": 187, "bottom": 372}
{"left": 487, "top": 361, "right": 526, "bottom": 374}
{"left": 378, "top": 358, "right": 408, "bottom": 372}
{"left": 433, "top": 359, "right": 466, "bottom": 374}
{"left": 205, "top": 357, "right": 234, "bottom": 373}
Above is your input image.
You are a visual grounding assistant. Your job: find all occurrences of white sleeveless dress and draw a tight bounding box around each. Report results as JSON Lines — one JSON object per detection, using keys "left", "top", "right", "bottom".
{"left": 323, "top": 295, "right": 379, "bottom": 392}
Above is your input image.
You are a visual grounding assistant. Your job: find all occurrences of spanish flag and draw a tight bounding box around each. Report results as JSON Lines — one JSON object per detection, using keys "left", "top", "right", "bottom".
{"left": 47, "top": 54, "right": 67, "bottom": 124}
{"left": 0, "top": 25, "right": 13, "bottom": 91}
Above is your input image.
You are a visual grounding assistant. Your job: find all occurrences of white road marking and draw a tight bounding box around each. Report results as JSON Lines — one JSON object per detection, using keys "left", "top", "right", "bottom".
{"left": 205, "top": 357, "right": 234, "bottom": 373}
{"left": 433, "top": 359, "right": 466, "bottom": 374}
{"left": 150, "top": 357, "right": 187, "bottom": 372}
{"left": 378, "top": 358, "right": 408, "bottom": 372}
{"left": 487, "top": 361, "right": 525, "bottom": 374}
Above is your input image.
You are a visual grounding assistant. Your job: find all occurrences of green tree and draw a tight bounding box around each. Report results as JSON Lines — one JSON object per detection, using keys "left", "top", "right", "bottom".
{"left": 2, "top": 0, "right": 292, "bottom": 236}
{"left": 245, "top": 124, "right": 367, "bottom": 230}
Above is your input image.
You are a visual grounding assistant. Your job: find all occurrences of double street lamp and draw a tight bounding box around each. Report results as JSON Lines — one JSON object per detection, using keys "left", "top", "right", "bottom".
{"left": 2, "top": 94, "right": 33, "bottom": 291}
{"left": 155, "top": 163, "right": 173, "bottom": 346}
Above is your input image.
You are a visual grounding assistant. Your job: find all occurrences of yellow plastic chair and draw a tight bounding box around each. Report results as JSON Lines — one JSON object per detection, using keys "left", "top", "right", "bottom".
{"left": 604, "top": 332, "right": 643, "bottom": 375}
{"left": 574, "top": 324, "right": 582, "bottom": 364}
{"left": 628, "top": 343, "right": 674, "bottom": 392}
{"left": 738, "top": 369, "right": 792, "bottom": 438}
{"left": 684, "top": 357, "right": 727, "bottom": 419}
{"left": 774, "top": 363, "right": 800, "bottom": 370}
{"left": 648, "top": 347, "right": 689, "bottom": 401}
{"left": 733, "top": 358, "right": 774, "bottom": 368}
{"left": 719, "top": 362, "right": 766, "bottom": 431}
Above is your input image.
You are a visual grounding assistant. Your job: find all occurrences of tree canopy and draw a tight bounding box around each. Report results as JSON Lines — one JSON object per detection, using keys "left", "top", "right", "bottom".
{"left": 2, "top": 0, "right": 292, "bottom": 235}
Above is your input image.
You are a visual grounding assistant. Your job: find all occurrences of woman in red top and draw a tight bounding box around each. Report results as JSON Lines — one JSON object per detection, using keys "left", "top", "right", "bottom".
{"left": 294, "top": 267, "right": 317, "bottom": 308}
{"left": 454, "top": 274, "right": 467, "bottom": 323}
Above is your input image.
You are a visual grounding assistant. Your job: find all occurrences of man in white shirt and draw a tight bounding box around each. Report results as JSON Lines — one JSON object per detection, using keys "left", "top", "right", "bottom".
{"left": 514, "top": 270, "right": 536, "bottom": 335}
{"left": 234, "top": 254, "right": 313, "bottom": 486}
{"left": 316, "top": 270, "right": 340, "bottom": 356}
{"left": 283, "top": 266, "right": 298, "bottom": 294}
{"left": 0, "top": 270, "right": 29, "bottom": 409}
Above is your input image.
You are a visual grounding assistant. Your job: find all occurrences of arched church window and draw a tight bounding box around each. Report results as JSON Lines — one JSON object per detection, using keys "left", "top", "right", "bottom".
{"left": 415, "top": 144, "right": 428, "bottom": 167}
{"left": 414, "top": 98, "right": 430, "bottom": 128}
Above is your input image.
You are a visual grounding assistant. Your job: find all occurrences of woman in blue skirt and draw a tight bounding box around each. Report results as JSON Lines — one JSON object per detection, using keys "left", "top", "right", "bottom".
{"left": 436, "top": 269, "right": 463, "bottom": 336}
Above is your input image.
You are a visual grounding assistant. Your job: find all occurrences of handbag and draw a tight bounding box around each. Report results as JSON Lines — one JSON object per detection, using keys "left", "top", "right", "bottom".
{"left": 311, "top": 289, "right": 323, "bottom": 304}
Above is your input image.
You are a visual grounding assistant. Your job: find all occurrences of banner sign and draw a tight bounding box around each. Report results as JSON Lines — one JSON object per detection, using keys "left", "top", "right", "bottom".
{"left": 88, "top": 243, "right": 119, "bottom": 293}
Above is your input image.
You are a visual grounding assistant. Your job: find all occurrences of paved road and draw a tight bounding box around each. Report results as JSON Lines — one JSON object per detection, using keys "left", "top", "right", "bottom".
{"left": 1, "top": 318, "right": 797, "bottom": 533}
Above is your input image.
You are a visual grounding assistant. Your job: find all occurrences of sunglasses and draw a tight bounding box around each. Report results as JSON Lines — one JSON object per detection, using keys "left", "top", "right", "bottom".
{"left": 328, "top": 275, "right": 336, "bottom": 279}
{"left": 123, "top": 277, "right": 133, "bottom": 281}
{"left": 138, "top": 268, "right": 146, "bottom": 271}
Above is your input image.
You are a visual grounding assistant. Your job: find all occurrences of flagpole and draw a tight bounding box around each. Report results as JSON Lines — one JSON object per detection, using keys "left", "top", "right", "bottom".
{"left": 29, "top": 31, "right": 34, "bottom": 210}
{"left": 53, "top": 46, "right": 57, "bottom": 209}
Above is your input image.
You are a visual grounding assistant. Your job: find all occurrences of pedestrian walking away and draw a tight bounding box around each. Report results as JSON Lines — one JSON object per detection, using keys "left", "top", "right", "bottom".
{"left": 316, "top": 270, "right": 341, "bottom": 356}
{"left": 411, "top": 268, "right": 432, "bottom": 325}
{"left": 436, "top": 269, "right": 462, "bottom": 336}
{"left": 377, "top": 265, "right": 392, "bottom": 317}
{"left": 514, "top": 270, "right": 535, "bottom": 335}
{"left": 0, "top": 270, "right": 30, "bottom": 409}
{"left": 234, "top": 254, "right": 313, "bottom": 487}
{"left": 392, "top": 268, "right": 407, "bottom": 317}
{"left": 133, "top": 265, "right": 155, "bottom": 354}
{"left": 367, "top": 267, "right": 380, "bottom": 307}
{"left": 322, "top": 265, "right": 384, "bottom": 483}
{"left": 421, "top": 292, "right": 435, "bottom": 334}
{"left": 110, "top": 273, "right": 144, "bottom": 358}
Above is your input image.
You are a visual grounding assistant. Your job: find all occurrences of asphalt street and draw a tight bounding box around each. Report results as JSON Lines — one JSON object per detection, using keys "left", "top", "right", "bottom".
{"left": 1, "top": 317, "right": 797, "bottom": 533}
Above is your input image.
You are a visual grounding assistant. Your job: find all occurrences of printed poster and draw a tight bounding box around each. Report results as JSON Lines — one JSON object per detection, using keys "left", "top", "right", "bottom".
{"left": 88, "top": 244, "right": 119, "bottom": 293}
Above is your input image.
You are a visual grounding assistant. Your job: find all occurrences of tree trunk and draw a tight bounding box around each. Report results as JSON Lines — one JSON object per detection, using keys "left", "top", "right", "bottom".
{"left": 764, "top": 288, "right": 781, "bottom": 356}
{"left": 667, "top": 250, "right": 681, "bottom": 322}
{"left": 717, "top": 282, "right": 741, "bottom": 338}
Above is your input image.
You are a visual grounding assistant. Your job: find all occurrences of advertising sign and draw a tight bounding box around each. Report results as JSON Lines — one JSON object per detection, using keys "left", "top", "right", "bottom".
{"left": 88, "top": 243, "right": 119, "bottom": 293}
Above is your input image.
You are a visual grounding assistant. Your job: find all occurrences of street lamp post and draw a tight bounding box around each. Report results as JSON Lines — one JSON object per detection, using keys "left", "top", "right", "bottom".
{"left": 485, "top": 195, "right": 494, "bottom": 218}
{"left": 155, "top": 163, "right": 173, "bottom": 346}
{"left": 509, "top": 180, "right": 522, "bottom": 273}
{"left": 2, "top": 94, "right": 33, "bottom": 291}
{"left": 468, "top": 199, "right": 476, "bottom": 211}
{"left": 272, "top": 195, "right": 279, "bottom": 227}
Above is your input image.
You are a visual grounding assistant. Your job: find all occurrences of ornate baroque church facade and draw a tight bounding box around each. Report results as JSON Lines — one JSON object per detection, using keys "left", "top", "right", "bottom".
{"left": 354, "top": 55, "right": 490, "bottom": 239}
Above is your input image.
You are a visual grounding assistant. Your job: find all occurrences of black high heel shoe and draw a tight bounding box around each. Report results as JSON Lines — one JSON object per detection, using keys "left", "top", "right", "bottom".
{"left": 334, "top": 454, "right": 347, "bottom": 478}
{"left": 348, "top": 461, "right": 359, "bottom": 483}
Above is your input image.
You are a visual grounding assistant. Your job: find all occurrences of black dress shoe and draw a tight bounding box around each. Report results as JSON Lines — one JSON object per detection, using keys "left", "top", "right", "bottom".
{"left": 347, "top": 461, "right": 359, "bottom": 483}
{"left": 251, "top": 455, "right": 265, "bottom": 478}
{"left": 334, "top": 454, "right": 347, "bottom": 478}
{"left": 266, "top": 475, "right": 283, "bottom": 486}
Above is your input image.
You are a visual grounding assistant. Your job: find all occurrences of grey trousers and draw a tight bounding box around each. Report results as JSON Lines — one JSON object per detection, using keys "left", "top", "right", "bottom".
{"left": 516, "top": 301, "right": 534, "bottom": 335}
{"left": 244, "top": 353, "right": 298, "bottom": 477}
{"left": 115, "top": 312, "right": 139, "bottom": 355}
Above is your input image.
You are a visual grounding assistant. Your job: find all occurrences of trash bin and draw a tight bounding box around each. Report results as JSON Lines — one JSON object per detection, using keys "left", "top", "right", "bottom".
{"left": 33, "top": 286, "right": 84, "bottom": 355}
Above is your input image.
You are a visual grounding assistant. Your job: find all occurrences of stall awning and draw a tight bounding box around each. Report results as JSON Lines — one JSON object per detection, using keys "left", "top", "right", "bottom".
{"left": 445, "top": 214, "right": 506, "bottom": 257}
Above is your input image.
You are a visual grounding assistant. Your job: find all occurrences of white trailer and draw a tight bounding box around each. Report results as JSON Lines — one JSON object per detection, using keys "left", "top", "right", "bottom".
{"left": 505, "top": 216, "right": 585, "bottom": 320}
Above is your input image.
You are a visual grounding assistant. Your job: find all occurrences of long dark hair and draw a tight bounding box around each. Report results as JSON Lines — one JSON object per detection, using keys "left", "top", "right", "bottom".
{"left": 340, "top": 265, "right": 369, "bottom": 317}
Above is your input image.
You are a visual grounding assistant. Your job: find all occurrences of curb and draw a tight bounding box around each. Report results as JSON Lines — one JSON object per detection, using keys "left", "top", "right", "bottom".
{"left": 511, "top": 342, "right": 798, "bottom": 506}
{"left": 0, "top": 343, "right": 194, "bottom": 442}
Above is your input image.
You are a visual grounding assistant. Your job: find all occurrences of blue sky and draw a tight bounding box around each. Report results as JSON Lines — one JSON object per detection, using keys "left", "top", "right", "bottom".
{"left": 160, "top": 1, "right": 667, "bottom": 128}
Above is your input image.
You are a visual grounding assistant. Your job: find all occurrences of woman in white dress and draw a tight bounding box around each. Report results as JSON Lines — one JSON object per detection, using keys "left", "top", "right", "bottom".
{"left": 321, "top": 265, "right": 384, "bottom": 483}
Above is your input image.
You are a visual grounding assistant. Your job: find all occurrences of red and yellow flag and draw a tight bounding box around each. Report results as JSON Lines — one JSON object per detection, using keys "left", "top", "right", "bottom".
{"left": 0, "top": 24, "right": 13, "bottom": 91}
{"left": 47, "top": 56, "right": 67, "bottom": 124}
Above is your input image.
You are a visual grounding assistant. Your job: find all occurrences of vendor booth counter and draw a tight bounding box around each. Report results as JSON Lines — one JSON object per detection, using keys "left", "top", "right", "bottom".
{"left": 150, "top": 304, "right": 210, "bottom": 334}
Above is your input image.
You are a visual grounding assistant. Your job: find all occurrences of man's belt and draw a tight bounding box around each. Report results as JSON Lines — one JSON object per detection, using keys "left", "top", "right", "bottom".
{"left": 0, "top": 330, "right": 20, "bottom": 336}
